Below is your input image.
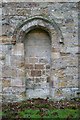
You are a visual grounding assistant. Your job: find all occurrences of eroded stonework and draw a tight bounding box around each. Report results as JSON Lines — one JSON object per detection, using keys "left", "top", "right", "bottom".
{"left": 1, "top": 2, "right": 79, "bottom": 102}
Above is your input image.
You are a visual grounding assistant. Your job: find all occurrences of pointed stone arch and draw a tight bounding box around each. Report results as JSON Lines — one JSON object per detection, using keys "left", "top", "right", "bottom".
{"left": 12, "top": 15, "right": 64, "bottom": 44}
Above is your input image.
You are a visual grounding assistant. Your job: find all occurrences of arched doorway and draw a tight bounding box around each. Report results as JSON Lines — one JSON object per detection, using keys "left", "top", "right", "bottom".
{"left": 12, "top": 16, "right": 64, "bottom": 101}
{"left": 24, "top": 28, "right": 51, "bottom": 98}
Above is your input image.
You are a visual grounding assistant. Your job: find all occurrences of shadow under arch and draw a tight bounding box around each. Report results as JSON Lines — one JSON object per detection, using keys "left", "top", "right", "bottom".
{"left": 24, "top": 25, "right": 52, "bottom": 40}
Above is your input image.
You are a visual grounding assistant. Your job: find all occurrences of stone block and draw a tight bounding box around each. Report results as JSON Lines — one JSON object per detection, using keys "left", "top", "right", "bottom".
{"left": 66, "top": 46, "right": 78, "bottom": 54}
{"left": 0, "top": 53, "right": 5, "bottom": 60}
{"left": 16, "top": 8, "right": 30, "bottom": 16}
{"left": 31, "top": 8, "right": 41, "bottom": 16}
{"left": 39, "top": 58, "right": 48, "bottom": 64}
{"left": 46, "top": 64, "right": 50, "bottom": 69}
{"left": 51, "top": 52, "right": 60, "bottom": 59}
{"left": 29, "top": 57, "right": 38, "bottom": 63}
{"left": 64, "top": 67, "right": 78, "bottom": 76}
{"left": 12, "top": 55, "right": 24, "bottom": 60}
{"left": 57, "top": 69, "right": 65, "bottom": 78}
{"left": 0, "top": 94, "right": 2, "bottom": 103}
{"left": 2, "top": 79, "right": 11, "bottom": 87}
{"left": 26, "top": 70, "right": 31, "bottom": 77}
{"left": 31, "top": 70, "right": 41, "bottom": 77}
{"left": 19, "top": 62, "right": 25, "bottom": 68}
{"left": 46, "top": 69, "right": 50, "bottom": 76}
{"left": 51, "top": 48, "right": 59, "bottom": 52}
{"left": 0, "top": 80, "right": 2, "bottom": 93}
{"left": 35, "top": 64, "right": 44, "bottom": 69}
{"left": 35, "top": 77, "right": 42, "bottom": 83}
{"left": 52, "top": 58, "right": 66, "bottom": 69}
{"left": 26, "top": 88, "right": 49, "bottom": 99}
{"left": 12, "top": 87, "right": 26, "bottom": 94}
{"left": 11, "top": 59, "right": 24, "bottom": 67}
{"left": 2, "top": 66, "right": 13, "bottom": 78}
{"left": 25, "top": 57, "right": 29, "bottom": 63}
{"left": 58, "top": 81, "right": 66, "bottom": 88}
{"left": 47, "top": 76, "right": 50, "bottom": 82}
{"left": 54, "top": 89, "right": 63, "bottom": 97}
{"left": 60, "top": 52, "right": 70, "bottom": 56}
{"left": 11, "top": 68, "right": 17, "bottom": 77}
{"left": 62, "top": 88, "right": 79, "bottom": 100}
{"left": 12, "top": 43, "right": 24, "bottom": 55}
{"left": 0, "top": 45, "right": 9, "bottom": 54}
{"left": 25, "top": 64, "right": 33, "bottom": 69}
{"left": 20, "top": 91, "right": 26, "bottom": 99}
{"left": 0, "top": 36, "right": 11, "bottom": 44}
{"left": 3, "top": 87, "right": 13, "bottom": 94}
{"left": 17, "top": 69, "right": 25, "bottom": 77}
{"left": 26, "top": 79, "right": 34, "bottom": 89}
{"left": 42, "top": 70, "right": 46, "bottom": 75}
{"left": 11, "top": 78, "right": 23, "bottom": 87}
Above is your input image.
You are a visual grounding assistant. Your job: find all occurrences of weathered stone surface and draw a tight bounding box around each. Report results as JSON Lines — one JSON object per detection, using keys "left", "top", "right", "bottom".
{"left": 39, "top": 58, "right": 48, "bottom": 64}
{"left": 2, "top": 66, "right": 14, "bottom": 77}
{"left": 2, "top": 79, "right": 11, "bottom": 87}
{"left": 31, "top": 70, "right": 41, "bottom": 77}
{"left": 11, "top": 43, "right": 24, "bottom": 56}
{"left": 0, "top": 52, "right": 5, "bottom": 60}
{"left": 1, "top": 2, "right": 79, "bottom": 102}
{"left": 25, "top": 64, "right": 33, "bottom": 69}
{"left": 0, "top": 36, "right": 12, "bottom": 44}
{"left": 16, "top": 8, "right": 31, "bottom": 16}
{"left": 28, "top": 58, "right": 38, "bottom": 63}
{"left": 0, "top": 80, "right": 2, "bottom": 93}
{"left": 35, "top": 64, "right": 44, "bottom": 69}
{"left": 11, "top": 78, "right": 25, "bottom": 87}
{"left": 46, "top": 64, "right": 50, "bottom": 69}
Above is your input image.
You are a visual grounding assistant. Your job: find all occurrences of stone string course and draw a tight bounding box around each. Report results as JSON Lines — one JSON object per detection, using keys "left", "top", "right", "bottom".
{"left": 0, "top": 2, "right": 79, "bottom": 102}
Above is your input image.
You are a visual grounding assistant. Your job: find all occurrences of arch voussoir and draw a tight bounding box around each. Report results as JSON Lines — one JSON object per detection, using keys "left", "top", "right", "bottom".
{"left": 13, "top": 16, "right": 64, "bottom": 44}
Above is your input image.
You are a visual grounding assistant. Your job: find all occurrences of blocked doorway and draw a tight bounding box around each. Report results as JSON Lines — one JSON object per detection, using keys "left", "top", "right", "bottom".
{"left": 24, "top": 28, "right": 51, "bottom": 98}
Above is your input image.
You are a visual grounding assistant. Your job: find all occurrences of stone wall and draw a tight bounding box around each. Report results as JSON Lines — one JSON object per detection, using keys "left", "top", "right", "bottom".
{"left": 1, "top": 2, "right": 79, "bottom": 102}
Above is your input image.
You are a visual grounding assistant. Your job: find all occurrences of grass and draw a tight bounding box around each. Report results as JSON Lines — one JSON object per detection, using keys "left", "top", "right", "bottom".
{"left": 1, "top": 98, "right": 80, "bottom": 119}
{"left": 18, "top": 109, "right": 79, "bottom": 119}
